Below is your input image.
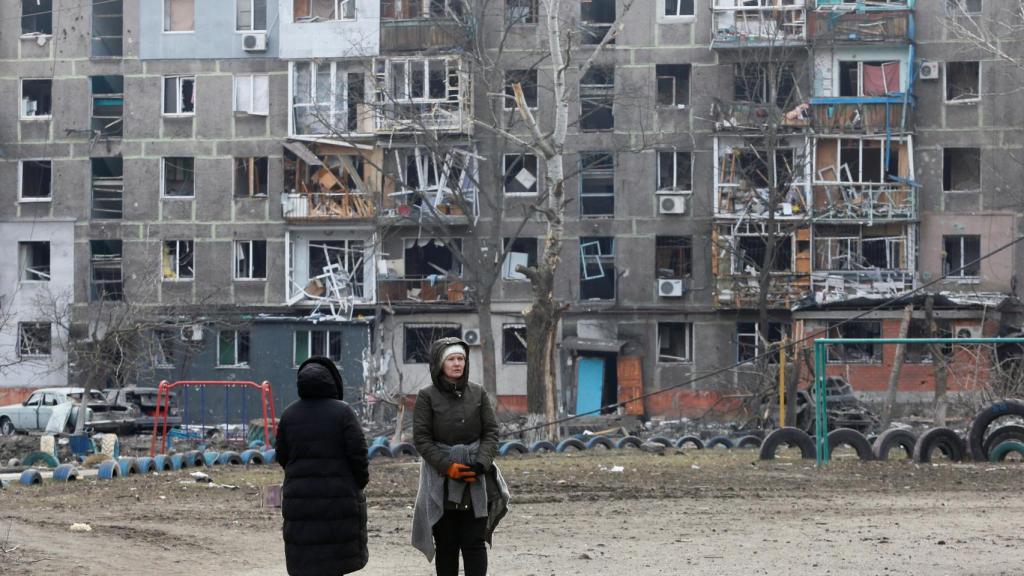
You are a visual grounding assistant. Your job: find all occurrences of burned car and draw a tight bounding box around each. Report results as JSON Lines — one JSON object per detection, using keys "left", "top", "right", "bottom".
{"left": 104, "top": 387, "right": 181, "bottom": 434}
{"left": 0, "top": 388, "right": 130, "bottom": 435}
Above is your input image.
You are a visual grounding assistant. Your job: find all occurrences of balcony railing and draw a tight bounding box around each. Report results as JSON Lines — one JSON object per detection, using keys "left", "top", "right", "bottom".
{"left": 376, "top": 277, "right": 467, "bottom": 303}
{"left": 810, "top": 98, "right": 913, "bottom": 134}
{"left": 714, "top": 273, "right": 812, "bottom": 310}
{"left": 812, "top": 182, "right": 915, "bottom": 221}
{"left": 811, "top": 270, "right": 914, "bottom": 304}
{"left": 282, "top": 192, "right": 375, "bottom": 221}
{"left": 809, "top": 9, "right": 913, "bottom": 44}
{"left": 375, "top": 101, "right": 470, "bottom": 134}
{"left": 380, "top": 18, "right": 467, "bottom": 52}
{"left": 712, "top": 1, "right": 807, "bottom": 47}
{"left": 712, "top": 99, "right": 811, "bottom": 132}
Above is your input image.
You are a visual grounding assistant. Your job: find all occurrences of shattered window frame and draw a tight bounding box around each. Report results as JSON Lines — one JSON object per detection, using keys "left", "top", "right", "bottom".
{"left": 21, "top": 0, "right": 52, "bottom": 36}
{"left": 162, "top": 75, "right": 196, "bottom": 116}
{"left": 580, "top": 0, "right": 615, "bottom": 45}
{"left": 734, "top": 63, "right": 796, "bottom": 107}
{"left": 503, "top": 153, "right": 539, "bottom": 195}
{"left": 91, "top": 75, "right": 125, "bottom": 137}
{"left": 655, "top": 64, "right": 690, "bottom": 108}
{"left": 18, "top": 241, "right": 51, "bottom": 282}
{"left": 162, "top": 239, "right": 195, "bottom": 281}
{"left": 153, "top": 329, "right": 178, "bottom": 367}
{"left": 838, "top": 60, "right": 902, "bottom": 98}
{"left": 731, "top": 234, "right": 793, "bottom": 274}
{"left": 657, "top": 151, "right": 692, "bottom": 193}
{"left": 293, "top": 330, "right": 344, "bottom": 365}
{"left": 20, "top": 79, "right": 52, "bottom": 119}
{"left": 92, "top": 0, "right": 124, "bottom": 57}
{"left": 502, "top": 237, "right": 538, "bottom": 281}
{"left": 504, "top": 69, "right": 539, "bottom": 110}
{"left": 942, "top": 147, "right": 981, "bottom": 192}
{"left": 163, "top": 0, "right": 195, "bottom": 33}
{"left": 91, "top": 157, "right": 124, "bottom": 219}
{"left": 403, "top": 323, "right": 461, "bottom": 363}
{"left": 943, "top": 234, "right": 981, "bottom": 279}
{"left": 579, "top": 66, "right": 615, "bottom": 131}
{"left": 502, "top": 324, "right": 528, "bottom": 364}
{"left": 162, "top": 157, "right": 195, "bottom": 198}
{"left": 945, "top": 61, "right": 981, "bottom": 103}
{"left": 506, "top": 0, "right": 538, "bottom": 24}
{"left": 657, "top": 322, "right": 693, "bottom": 364}
{"left": 217, "top": 329, "right": 251, "bottom": 367}
{"left": 579, "top": 236, "right": 616, "bottom": 301}
{"left": 18, "top": 323, "right": 52, "bottom": 357}
{"left": 233, "top": 157, "right": 270, "bottom": 197}
{"left": 579, "top": 152, "right": 615, "bottom": 217}
{"left": 90, "top": 240, "right": 124, "bottom": 302}
{"left": 826, "top": 321, "right": 882, "bottom": 364}
{"left": 234, "top": 240, "right": 268, "bottom": 280}
{"left": 19, "top": 159, "right": 52, "bottom": 202}
{"left": 655, "top": 236, "right": 692, "bottom": 280}
{"left": 736, "top": 322, "right": 788, "bottom": 364}
{"left": 290, "top": 61, "right": 367, "bottom": 135}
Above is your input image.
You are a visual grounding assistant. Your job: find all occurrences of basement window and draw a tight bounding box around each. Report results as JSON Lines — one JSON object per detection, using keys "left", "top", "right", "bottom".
{"left": 658, "top": 322, "right": 693, "bottom": 363}
{"left": 90, "top": 240, "right": 123, "bottom": 301}
{"left": 162, "top": 240, "right": 195, "bottom": 281}
{"left": 21, "top": 79, "right": 51, "bottom": 118}
{"left": 502, "top": 324, "right": 528, "bottom": 363}
{"left": 942, "top": 147, "right": 980, "bottom": 192}
{"left": 664, "top": 0, "right": 694, "bottom": 17}
{"left": 502, "top": 237, "right": 538, "bottom": 280}
{"left": 234, "top": 157, "right": 269, "bottom": 197}
{"left": 294, "top": 330, "right": 343, "bottom": 364}
{"left": 826, "top": 321, "right": 882, "bottom": 363}
{"left": 294, "top": 0, "right": 356, "bottom": 22}
{"left": 92, "top": 76, "right": 124, "bottom": 137}
{"left": 657, "top": 151, "right": 691, "bottom": 193}
{"left": 580, "top": 0, "right": 615, "bottom": 45}
{"left": 19, "top": 241, "right": 50, "bottom": 282}
{"left": 163, "top": 0, "right": 195, "bottom": 32}
{"left": 162, "top": 157, "right": 195, "bottom": 198}
{"left": 163, "top": 76, "right": 195, "bottom": 116}
{"left": 737, "top": 322, "right": 787, "bottom": 363}
{"left": 18, "top": 323, "right": 51, "bottom": 357}
{"left": 92, "top": 0, "right": 123, "bottom": 57}
{"left": 943, "top": 235, "right": 981, "bottom": 278}
{"left": 504, "top": 69, "right": 538, "bottom": 109}
{"left": 237, "top": 0, "right": 268, "bottom": 31}
{"left": 580, "top": 153, "right": 614, "bottom": 217}
{"left": 656, "top": 65, "right": 690, "bottom": 108}
{"left": 945, "top": 61, "right": 980, "bottom": 103}
{"left": 22, "top": 0, "right": 52, "bottom": 35}
{"left": 235, "top": 240, "right": 267, "bottom": 280}
{"left": 403, "top": 324, "right": 461, "bottom": 363}
{"left": 234, "top": 74, "right": 270, "bottom": 115}
{"left": 580, "top": 66, "right": 614, "bottom": 131}
{"left": 507, "top": 0, "right": 538, "bottom": 24}
{"left": 503, "top": 154, "right": 539, "bottom": 195}
{"left": 92, "top": 157, "right": 123, "bottom": 219}
{"left": 655, "top": 236, "right": 692, "bottom": 279}
{"left": 218, "top": 330, "right": 251, "bottom": 367}
{"left": 579, "top": 237, "right": 615, "bottom": 300}
{"left": 19, "top": 160, "right": 52, "bottom": 201}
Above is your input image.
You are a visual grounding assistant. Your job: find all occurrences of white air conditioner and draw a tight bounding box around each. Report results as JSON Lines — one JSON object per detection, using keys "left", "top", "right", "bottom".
{"left": 242, "top": 32, "right": 267, "bottom": 52}
{"left": 462, "top": 329, "right": 481, "bottom": 346}
{"left": 181, "top": 324, "right": 204, "bottom": 341}
{"left": 955, "top": 324, "right": 981, "bottom": 339}
{"left": 659, "top": 194, "right": 688, "bottom": 215}
{"left": 658, "top": 279, "right": 685, "bottom": 297}
{"left": 920, "top": 61, "right": 940, "bottom": 81}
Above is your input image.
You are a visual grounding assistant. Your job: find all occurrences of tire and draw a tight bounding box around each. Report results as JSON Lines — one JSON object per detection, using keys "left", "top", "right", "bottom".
{"left": 675, "top": 436, "right": 705, "bottom": 450}
{"left": 19, "top": 469, "right": 43, "bottom": 486}
{"left": 261, "top": 449, "right": 277, "bottom": 464}
{"left": 914, "top": 427, "right": 966, "bottom": 463}
{"left": 118, "top": 458, "right": 141, "bottom": 476}
{"left": 218, "top": 451, "right": 243, "bottom": 465}
{"left": 736, "top": 435, "right": 763, "bottom": 449}
{"left": 585, "top": 436, "right": 614, "bottom": 450}
{"left": 53, "top": 463, "right": 80, "bottom": 482}
{"left": 248, "top": 440, "right": 265, "bottom": 449}
{"left": 390, "top": 442, "right": 418, "bottom": 458}
{"left": 22, "top": 451, "right": 59, "bottom": 469}
{"left": 556, "top": 438, "right": 586, "bottom": 453}
{"left": 968, "top": 399, "right": 1024, "bottom": 462}
{"left": 647, "top": 436, "right": 674, "bottom": 448}
{"left": 367, "top": 444, "right": 392, "bottom": 460}
{"left": 759, "top": 427, "right": 816, "bottom": 461}
{"left": 827, "top": 428, "right": 874, "bottom": 461}
{"left": 872, "top": 428, "right": 916, "bottom": 461}
{"left": 615, "top": 436, "right": 643, "bottom": 449}
{"left": 203, "top": 451, "right": 221, "bottom": 466}
{"left": 241, "top": 449, "right": 265, "bottom": 465}
{"left": 97, "top": 460, "right": 121, "bottom": 480}
{"left": 153, "top": 455, "right": 173, "bottom": 471}
{"left": 706, "top": 436, "right": 735, "bottom": 450}
{"left": 982, "top": 424, "right": 1024, "bottom": 457}
{"left": 183, "top": 451, "right": 205, "bottom": 468}
{"left": 530, "top": 440, "right": 557, "bottom": 453}
{"left": 168, "top": 454, "right": 184, "bottom": 470}
{"left": 0, "top": 417, "right": 15, "bottom": 436}
{"left": 499, "top": 441, "right": 529, "bottom": 456}
{"left": 989, "top": 440, "right": 1024, "bottom": 462}
{"left": 135, "top": 457, "right": 155, "bottom": 474}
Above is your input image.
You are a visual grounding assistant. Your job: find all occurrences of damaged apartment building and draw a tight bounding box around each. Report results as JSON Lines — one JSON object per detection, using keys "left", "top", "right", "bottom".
{"left": 1, "top": 0, "right": 1022, "bottom": 421}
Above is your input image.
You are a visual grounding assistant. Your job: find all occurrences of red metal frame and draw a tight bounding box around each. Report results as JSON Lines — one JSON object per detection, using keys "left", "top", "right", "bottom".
{"left": 149, "top": 380, "right": 277, "bottom": 457}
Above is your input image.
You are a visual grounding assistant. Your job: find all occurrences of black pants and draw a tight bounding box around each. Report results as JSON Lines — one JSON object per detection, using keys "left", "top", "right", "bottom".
{"left": 432, "top": 509, "right": 487, "bottom": 576}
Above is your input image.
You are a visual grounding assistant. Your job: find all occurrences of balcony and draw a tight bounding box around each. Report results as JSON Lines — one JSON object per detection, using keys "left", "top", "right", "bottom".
{"left": 380, "top": 18, "right": 467, "bottom": 53}
{"left": 282, "top": 192, "right": 375, "bottom": 221}
{"left": 809, "top": 8, "right": 913, "bottom": 45}
{"left": 376, "top": 277, "right": 467, "bottom": 304}
{"left": 712, "top": 1, "right": 808, "bottom": 48}
{"left": 810, "top": 98, "right": 914, "bottom": 135}
{"left": 715, "top": 273, "right": 812, "bottom": 309}
{"left": 712, "top": 99, "right": 810, "bottom": 132}
{"left": 812, "top": 182, "right": 915, "bottom": 221}
{"left": 811, "top": 270, "right": 914, "bottom": 304}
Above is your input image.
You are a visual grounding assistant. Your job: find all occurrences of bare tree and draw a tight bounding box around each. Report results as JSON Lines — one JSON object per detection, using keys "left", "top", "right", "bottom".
{"left": 944, "top": 0, "right": 1024, "bottom": 71}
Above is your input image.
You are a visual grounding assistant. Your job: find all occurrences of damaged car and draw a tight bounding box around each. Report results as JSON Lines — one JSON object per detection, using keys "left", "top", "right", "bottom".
{"left": 104, "top": 387, "right": 181, "bottom": 433}
{"left": 0, "top": 388, "right": 130, "bottom": 436}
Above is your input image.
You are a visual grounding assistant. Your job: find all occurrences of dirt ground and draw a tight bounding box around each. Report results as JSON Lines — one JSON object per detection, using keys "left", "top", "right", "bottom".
{"left": 2, "top": 447, "right": 1024, "bottom": 576}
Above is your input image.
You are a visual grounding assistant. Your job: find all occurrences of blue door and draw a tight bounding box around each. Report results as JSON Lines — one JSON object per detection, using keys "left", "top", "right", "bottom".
{"left": 576, "top": 357, "right": 605, "bottom": 415}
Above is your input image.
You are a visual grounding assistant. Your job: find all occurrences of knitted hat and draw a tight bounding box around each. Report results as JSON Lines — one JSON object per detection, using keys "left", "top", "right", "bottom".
{"left": 439, "top": 345, "right": 466, "bottom": 364}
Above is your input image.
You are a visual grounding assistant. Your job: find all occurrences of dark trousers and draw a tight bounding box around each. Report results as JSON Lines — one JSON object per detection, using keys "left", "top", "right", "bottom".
{"left": 432, "top": 509, "right": 488, "bottom": 576}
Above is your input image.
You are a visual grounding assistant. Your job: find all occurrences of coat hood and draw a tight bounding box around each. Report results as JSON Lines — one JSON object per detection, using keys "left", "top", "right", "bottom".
{"left": 297, "top": 356, "right": 344, "bottom": 400}
{"left": 429, "top": 337, "right": 470, "bottom": 393}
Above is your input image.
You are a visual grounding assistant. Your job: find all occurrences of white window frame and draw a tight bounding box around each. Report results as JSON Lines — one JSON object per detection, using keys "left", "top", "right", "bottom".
{"left": 293, "top": 330, "right": 344, "bottom": 366}
{"left": 657, "top": 322, "right": 693, "bottom": 364}
{"left": 162, "top": 0, "right": 195, "bottom": 33}
{"left": 162, "top": 240, "right": 195, "bottom": 281}
{"left": 295, "top": 0, "right": 357, "bottom": 21}
{"left": 383, "top": 58, "right": 461, "bottom": 104}
{"left": 153, "top": 329, "right": 177, "bottom": 367}
{"left": 162, "top": 75, "right": 196, "bottom": 117}
{"left": 944, "top": 234, "right": 981, "bottom": 280}
{"left": 236, "top": 0, "right": 268, "bottom": 31}
{"left": 233, "top": 157, "right": 270, "bottom": 197}
{"left": 234, "top": 240, "right": 267, "bottom": 280}
{"left": 233, "top": 74, "right": 270, "bottom": 115}
{"left": 944, "top": 61, "right": 982, "bottom": 105}
{"left": 18, "top": 159, "right": 53, "bottom": 203}
{"left": 290, "top": 61, "right": 366, "bottom": 135}
{"left": 20, "top": 78, "right": 52, "bottom": 120}
{"left": 18, "top": 322, "right": 52, "bottom": 358}
{"left": 506, "top": 0, "right": 538, "bottom": 24}
{"left": 217, "top": 329, "right": 251, "bottom": 367}
{"left": 502, "top": 153, "right": 539, "bottom": 196}
{"left": 18, "top": 241, "right": 51, "bottom": 282}
{"left": 657, "top": 151, "right": 692, "bottom": 194}
{"left": 659, "top": 0, "right": 695, "bottom": 20}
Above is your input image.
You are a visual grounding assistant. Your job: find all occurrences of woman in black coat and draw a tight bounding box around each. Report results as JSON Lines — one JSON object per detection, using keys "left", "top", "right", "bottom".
{"left": 276, "top": 356, "right": 369, "bottom": 576}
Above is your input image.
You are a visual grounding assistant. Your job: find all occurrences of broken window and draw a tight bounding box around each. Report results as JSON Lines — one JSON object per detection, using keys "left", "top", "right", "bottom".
{"left": 383, "top": 59, "right": 457, "bottom": 102}
{"left": 163, "top": 76, "right": 195, "bottom": 116}
{"left": 403, "top": 324, "right": 460, "bottom": 363}
{"left": 656, "top": 65, "right": 690, "bottom": 108}
{"left": 656, "top": 236, "right": 692, "bottom": 279}
{"left": 22, "top": 0, "right": 52, "bottom": 35}
{"left": 162, "top": 240, "right": 194, "bottom": 280}
{"left": 218, "top": 330, "right": 251, "bottom": 367}
{"left": 502, "top": 237, "right": 538, "bottom": 280}
{"left": 942, "top": 147, "right": 981, "bottom": 192}
{"left": 429, "top": 0, "right": 466, "bottom": 18}
{"left": 403, "top": 238, "right": 459, "bottom": 278}
{"left": 657, "top": 151, "right": 691, "bottom": 193}
{"left": 579, "top": 153, "right": 614, "bottom": 217}
{"left": 580, "top": 66, "right": 614, "bottom": 131}
{"left": 19, "top": 241, "right": 50, "bottom": 282}
{"left": 737, "top": 322, "right": 787, "bottom": 363}
{"left": 664, "top": 0, "right": 694, "bottom": 16}
{"left": 504, "top": 69, "right": 538, "bottom": 109}
{"left": 826, "top": 321, "right": 882, "bottom": 363}
{"left": 943, "top": 235, "right": 981, "bottom": 278}
{"left": 163, "top": 0, "right": 195, "bottom": 32}
{"left": 153, "top": 330, "right": 177, "bottom": 367}
{"left": 502, "top": 324, "right": 528, "bottom": 363}
{"left": 947, "top": 0, "right": 982, "bottom": 15}
{"left": 503, "top": 154, "right": 539, "bottom": 195}
{"left": 658, "top": 322, "right": 693, "bottom": 363}
{"left": 734, "top": 235, "right": 792, "bottom": 273}
{"left": 579, "top": 236, "right": 615, "bottom": 300}
{"left": 292, "top": 62, "right": 367, "bottom": 134}
{"left": 814, "top": 225, "right": 907, "bottom": 271}
{"left": 18, "top": 323, "right": 51, "bottom": 357}
{"left": 307, "top": 240, "right": 365, "bottom": 297}
{"left": 237, "top": 0, "right": 268, "bottom": 30}
{"left": 946, "top": 61, "right": 980, "bottom": 102}
{"left": 19, "top": 160, "right": 51, "bottom": 200}
{"left": 839, "top": 61, "right": 900, "bottom": 97}
{"left": 234, "top": 74, "right": 270, "bottom": 115}
{"left": 162, "top": 157, "right": 194, "bottom": 197}
{"left": 92, "top": 0, "right": 123, "bottom": 57}
{"left": 234, "top": 157, "right": 269, "bottom": 197}
{"left": 92, "top": 76, "right": 124, "bottom": 137}
{"left": 735, "top": 63, "right": 796, "bottom": 107}
{"left": 906, "top": 320, "right": 953, "bottom": 364}
{"left": 294, "top": 330, "right": 343, "bottom": 364}
{"left": 90, "top": 240, "right": 123, "bottom": 301}
{"left": 390, "top": 147, "right": 474, "bottom": 212}
{"left": 294, "top": 0, "right": 356, "bottom": 21}
{"left": 21, "top": 79, "right": 51, "bottom": 118}
{"left": 235, "top": 240, "right": 267, "bottom": 280}
{"left": 581, "top": 0, "right": 615, "bottom": 45}
{"left": 92, "top": 157, "right": 123, "bottom": 219}
{"left": 507, "top": 0, "right": 538, "bottom": 23}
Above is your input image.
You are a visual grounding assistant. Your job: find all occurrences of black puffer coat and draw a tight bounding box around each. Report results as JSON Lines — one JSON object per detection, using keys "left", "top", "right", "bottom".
{"left": 276, "top": 356, "right": 369, "bottom": 575}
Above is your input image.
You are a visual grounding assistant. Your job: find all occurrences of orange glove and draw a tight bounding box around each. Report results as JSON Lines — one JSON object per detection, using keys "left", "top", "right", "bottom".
{"left": 446, "top": 462, "right": 477, "bottom": 482}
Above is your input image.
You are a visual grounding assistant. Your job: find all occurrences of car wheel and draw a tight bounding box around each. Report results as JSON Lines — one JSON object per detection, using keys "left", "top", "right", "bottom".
{"left": 0, "top": 418, "right": 14, "bottom": 436}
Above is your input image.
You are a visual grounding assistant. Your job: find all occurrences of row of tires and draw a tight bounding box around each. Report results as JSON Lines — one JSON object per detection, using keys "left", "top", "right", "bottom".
{"left": 18, "top": 448, "right": 278, "bottom": 486}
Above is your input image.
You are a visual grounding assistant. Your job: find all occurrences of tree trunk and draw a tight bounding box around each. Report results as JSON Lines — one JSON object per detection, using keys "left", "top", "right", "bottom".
{"left": 882, "top": 304, "right": 913, "bottom": 429}
{"left": 925, "top": 295, "right": 949, "bottom": 426}
{"left": 785, "top": 344, "right": 800, "bottom": 427}
{"left": 477, "top": 295, "right": 498, "bottom": 401}
{"left": 524, "top": 265, "right": 558, "bottom": 424}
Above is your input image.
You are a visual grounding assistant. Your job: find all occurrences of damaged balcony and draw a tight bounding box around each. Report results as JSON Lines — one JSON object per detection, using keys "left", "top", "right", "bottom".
{"left": 282, "top": 141, "right": 380, "bottom": 221}
{"left": 373, "top": 57, "right": 472, "bottom": 134}
{"left": 714, "top": 138, "right": 811, "bottom": 219}
{"left": 711, "top": 0, "right": 808, "bottom": 48}
{"left": 290, "top": 61, "right": 374, "bottom": 137}
{"left": 811, "top": 223, "right": 915, "bottom": 304}
{"left": 286, "top": 233, "right": 376, "bottom": 320}
{"left": 809, "top": 97, "right": 914, "bottom": 134}
{"left": 812, "top": 136, "right": 916, "bottom": 221}
{"left": 377, "top": 237, "right": 468, "bottom": 305}
{"left": 380, "top": 0, "right": 469, "bottom": 53}
{"left": 712, "top": 222, "right": 812, "bottom": 309}
{"left": 379, "top": 145, "right": 478, "bottom": 225}
{"left": 809, "top": 6, "right": 913, "bottom": 45}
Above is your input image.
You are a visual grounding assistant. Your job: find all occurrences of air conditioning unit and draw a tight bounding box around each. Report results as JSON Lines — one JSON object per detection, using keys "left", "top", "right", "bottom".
{"left": 658, "top": 279, "right": 685, "bottom": 297}
{"left": 955, "top": 324, "right": 982, "bottom": 339}
{"left": 920, "top": 61, "right": 940, "bottom": 81}
{"left": 242, "top": 32, "right": 267, "bottom": 52}
{"left": 659, "top": 194, "right": 688, "bottom": 215}
{"left": 181, "top": 324, "right": 204, "bottom": 341}
{"left": 462, "top": 329, "right": 481, "bottom": 346}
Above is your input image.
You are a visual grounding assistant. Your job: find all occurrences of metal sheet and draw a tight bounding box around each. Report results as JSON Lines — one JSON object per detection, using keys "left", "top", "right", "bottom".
{"left": 282, "top": 140, "right": 323, "bottom": 166}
